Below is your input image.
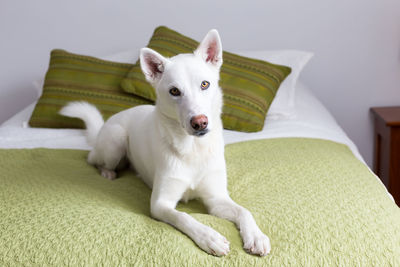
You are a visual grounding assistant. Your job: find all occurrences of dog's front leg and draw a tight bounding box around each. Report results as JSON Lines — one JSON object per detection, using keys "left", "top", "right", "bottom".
{"left": 150, "top": 177, "right": 230, "bottom": 256}
{"left": 203, "top": 195, "right": 271, "bottom": 256}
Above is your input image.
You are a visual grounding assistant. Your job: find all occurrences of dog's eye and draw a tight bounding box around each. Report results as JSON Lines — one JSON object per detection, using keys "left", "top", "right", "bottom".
{"left": 201, "top": 81, "right": 210, "bottom": 90}
{"left": 169, "top": 87, "right": 181, "bottom": 96}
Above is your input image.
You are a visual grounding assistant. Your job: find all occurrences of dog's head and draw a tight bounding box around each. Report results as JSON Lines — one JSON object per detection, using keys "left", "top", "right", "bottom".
{"left": 140, "top": 29, "right": 223, "bottom": 137}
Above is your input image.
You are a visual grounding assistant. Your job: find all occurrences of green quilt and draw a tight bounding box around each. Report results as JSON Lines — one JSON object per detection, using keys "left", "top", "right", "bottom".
{"left": 1, "top": 138, "right": 399, "bottom": 266}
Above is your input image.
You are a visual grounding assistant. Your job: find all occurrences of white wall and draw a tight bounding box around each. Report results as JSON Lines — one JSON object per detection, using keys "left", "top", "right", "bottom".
{"left": 1, "top": 0, "right": 399, "bottom": 167}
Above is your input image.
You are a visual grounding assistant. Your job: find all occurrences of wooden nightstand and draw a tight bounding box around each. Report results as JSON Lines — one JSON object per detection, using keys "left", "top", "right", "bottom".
{"left": 371, "top": 106, "right": 400, "bottom": 205}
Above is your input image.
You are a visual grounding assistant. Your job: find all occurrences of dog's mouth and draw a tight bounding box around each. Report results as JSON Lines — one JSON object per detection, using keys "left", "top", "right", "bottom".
{"left": 192, "top": 129, "right": 209, "bottom": 137}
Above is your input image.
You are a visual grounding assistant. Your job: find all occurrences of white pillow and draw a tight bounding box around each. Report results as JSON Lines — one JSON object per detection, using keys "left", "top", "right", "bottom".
{"left": 235, "top": 50, "right": 313, "bottom": 118}
{"left": 0, "top": 101, "right": 37, "bottom": 128}
{"left": 101, "top": 47, "right": 140, "bottom": 63}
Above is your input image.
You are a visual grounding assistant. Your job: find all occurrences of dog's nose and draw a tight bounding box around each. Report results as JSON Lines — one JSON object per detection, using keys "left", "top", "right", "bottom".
{"left": 190, "top": 115, "right": 208, "bottom": 131}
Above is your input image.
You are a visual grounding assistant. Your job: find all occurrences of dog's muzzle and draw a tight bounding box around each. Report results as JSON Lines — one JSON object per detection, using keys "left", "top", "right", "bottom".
{"left": 190, "top": 115, "right": 209, "bottom": 137}
{"left": 193, "top": 129, "right": 209, "bottom": 137}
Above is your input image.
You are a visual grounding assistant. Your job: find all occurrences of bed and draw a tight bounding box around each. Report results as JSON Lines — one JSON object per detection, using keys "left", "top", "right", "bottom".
{"left": 1, "top": 44, "right": 400, "bottom": 265}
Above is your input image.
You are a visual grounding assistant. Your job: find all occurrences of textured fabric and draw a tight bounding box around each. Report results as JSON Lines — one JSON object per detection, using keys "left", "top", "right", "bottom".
{"left": 29, "top": 49, "right": 152, "bottom": 128}
{"left": 1, "top": 138, "right": 400, "bottom": 266}
{"left": 120, "top": 26, "right": 292, "bottom": 132}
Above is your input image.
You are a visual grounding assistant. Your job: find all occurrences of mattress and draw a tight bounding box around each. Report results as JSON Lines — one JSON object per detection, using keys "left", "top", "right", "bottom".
{"left": 1, "top": 82, "right": 399, "bottom": 266}
{"left": 1, "top": 139, "right": 400, "bottom": 266}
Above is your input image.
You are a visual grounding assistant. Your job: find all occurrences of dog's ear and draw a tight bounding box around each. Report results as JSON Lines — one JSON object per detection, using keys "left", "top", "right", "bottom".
{"left": 194, "top": 29, "right": 223, "bottom": 69}
{"left": 140, "top": 48, "right": 168, "bottom": 84}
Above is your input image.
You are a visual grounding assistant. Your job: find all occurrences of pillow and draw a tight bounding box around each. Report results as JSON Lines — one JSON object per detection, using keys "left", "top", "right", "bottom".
{"left": 29, "top": 49, "right": 152, "bottom": 128}
{"left": 32, "top": 47, "right": 141, "bottom": 102}
{"left": 120, "top": 26, "right": 291, "bottom": 132}
{"left": 32, "top": 49, "right": 309, "bottom": 123}
{"left": 236, "top": 50, "right": 313, "bottom": 118}
{"left": 101, "top": 47, "right": 140, "bottom": 63}
{"left": 1, "top": 101, "right": 37, "bottom": 128}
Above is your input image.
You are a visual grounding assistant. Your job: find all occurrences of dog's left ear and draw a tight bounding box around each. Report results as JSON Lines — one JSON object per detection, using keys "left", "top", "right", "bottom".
{"left": 194, "top": 29, "right": 223, "bottom": 69}
{"left": 140, "top": 48, "right": 169, "bottom": 84}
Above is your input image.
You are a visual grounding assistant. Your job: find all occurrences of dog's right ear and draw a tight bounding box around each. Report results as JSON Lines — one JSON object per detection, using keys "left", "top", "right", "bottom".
{"left": 140, "top": 48, "right": 168, "bottom": 84}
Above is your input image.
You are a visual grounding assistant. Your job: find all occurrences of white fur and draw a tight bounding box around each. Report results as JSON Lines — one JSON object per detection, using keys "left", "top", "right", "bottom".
{"left": 60, "top": 29, "right": 271, "bottom": 256}
{"left": 59, "top": 101, "right": 104, "bottom": 147}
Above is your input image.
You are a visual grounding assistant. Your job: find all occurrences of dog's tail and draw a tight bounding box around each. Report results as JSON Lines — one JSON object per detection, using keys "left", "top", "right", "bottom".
{"left": 59, "top": 101, "right": 104, "bottom": 147}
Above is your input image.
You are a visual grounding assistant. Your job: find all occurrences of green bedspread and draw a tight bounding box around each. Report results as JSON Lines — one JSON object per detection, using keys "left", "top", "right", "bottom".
{"left": 1, "top": 138, "right": 399, "bottom": 266}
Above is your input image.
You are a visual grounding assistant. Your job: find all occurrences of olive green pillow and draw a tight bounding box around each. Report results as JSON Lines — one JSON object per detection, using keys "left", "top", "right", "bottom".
{"left": 29, "top": 49, "right": 152, "bottom": 128}
{"left": 121, "top": 26, "right": 291, "bottom": 132}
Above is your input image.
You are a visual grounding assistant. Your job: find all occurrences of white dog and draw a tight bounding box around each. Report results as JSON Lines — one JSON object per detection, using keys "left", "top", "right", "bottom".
{"left": 60, "top": 29, "right": 271, "bottom": 256}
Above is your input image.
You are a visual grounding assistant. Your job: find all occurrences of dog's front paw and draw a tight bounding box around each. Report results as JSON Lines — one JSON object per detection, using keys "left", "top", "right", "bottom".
{"left": 195, "top": 226, "right": 230, "bottom": 256}
{"left": 242, "top": 230, "right": 271, "bottom": 256}
{"left": 100, "top": 167, "right": 117, "bottom": 180}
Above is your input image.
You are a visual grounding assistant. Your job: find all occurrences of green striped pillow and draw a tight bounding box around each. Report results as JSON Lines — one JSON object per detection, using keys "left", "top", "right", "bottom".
{"left": 121, "top": 26, "right": 291, "bottom": 132}
{"left": 29, "top": 49, "right": 153, "bottom": 128}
